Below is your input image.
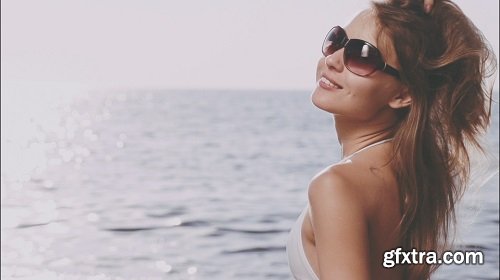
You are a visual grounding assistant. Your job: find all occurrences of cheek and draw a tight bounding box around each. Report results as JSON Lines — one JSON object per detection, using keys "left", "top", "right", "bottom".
{"left": 342, "top": 78, "right": 394, "bottom": 119}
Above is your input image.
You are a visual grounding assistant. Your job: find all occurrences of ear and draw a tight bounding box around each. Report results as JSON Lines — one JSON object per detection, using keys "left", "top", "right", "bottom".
{"left": 388, "top": 86, "right": 412, "bottom": 109}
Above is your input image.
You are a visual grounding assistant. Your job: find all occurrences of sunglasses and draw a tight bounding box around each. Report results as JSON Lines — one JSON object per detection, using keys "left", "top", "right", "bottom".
{"left": 322, "top": 26, "right": 400, "bottom": 79}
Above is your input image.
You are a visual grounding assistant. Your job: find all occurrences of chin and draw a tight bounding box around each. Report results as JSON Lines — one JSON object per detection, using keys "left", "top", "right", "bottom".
{"left": 310, "top": 87, "right": 336, "bottom": 114}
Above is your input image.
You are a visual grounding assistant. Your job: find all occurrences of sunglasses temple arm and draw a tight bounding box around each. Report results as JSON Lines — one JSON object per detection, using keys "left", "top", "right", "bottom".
{"left": 382, "top": 63, "right": 400, "bottom": 79}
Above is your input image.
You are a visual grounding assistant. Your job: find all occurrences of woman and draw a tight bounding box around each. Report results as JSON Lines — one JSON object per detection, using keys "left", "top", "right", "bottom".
{"left": 286, "top": 0, "right": 496, "bottom": 279}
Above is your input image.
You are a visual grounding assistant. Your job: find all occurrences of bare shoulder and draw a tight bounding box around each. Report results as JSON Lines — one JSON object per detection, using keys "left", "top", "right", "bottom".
{"left": 311, "top": 155, "right": 397, "bottom": 208}
{"left": 308, "top": 163, "right": 375, "bottom": 213}
{"left": 306, "top": 165, "right": 371, "bottom": 278}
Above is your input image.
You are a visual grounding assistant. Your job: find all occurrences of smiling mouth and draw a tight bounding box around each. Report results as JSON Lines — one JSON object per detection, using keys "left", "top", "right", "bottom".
{"left": 319, "top": 76, "right": 343, "bottom": 89}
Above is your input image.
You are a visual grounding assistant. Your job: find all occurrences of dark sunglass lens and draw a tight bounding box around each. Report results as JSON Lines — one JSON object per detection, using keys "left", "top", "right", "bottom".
{"left": 344, "top": 40, "right": 380, "bottom": 76}
{"left": 322, "top": 27, "right": 346, "bottom": 56}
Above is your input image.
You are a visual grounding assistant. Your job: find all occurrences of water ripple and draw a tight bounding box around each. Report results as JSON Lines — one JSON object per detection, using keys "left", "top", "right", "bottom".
{"left": 217, "top": 227, "right": 286, "bottom": 234}
{"left": 222, "top": 246, "right": 285, "bottom": 254}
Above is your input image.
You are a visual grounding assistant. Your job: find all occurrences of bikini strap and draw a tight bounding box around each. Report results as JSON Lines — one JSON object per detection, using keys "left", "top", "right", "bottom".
{"left": 341, "top": 138, "right": 394, "bottom": 161}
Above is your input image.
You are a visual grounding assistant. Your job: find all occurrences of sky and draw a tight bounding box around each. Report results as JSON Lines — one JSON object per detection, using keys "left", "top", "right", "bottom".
{"left": 1, "top": 0, "right": 499, "bottom": 91}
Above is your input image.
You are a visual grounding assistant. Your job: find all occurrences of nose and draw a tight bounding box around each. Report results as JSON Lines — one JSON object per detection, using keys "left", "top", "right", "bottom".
{"left": 324, "top": 48, "right": 344, "bottom": 72}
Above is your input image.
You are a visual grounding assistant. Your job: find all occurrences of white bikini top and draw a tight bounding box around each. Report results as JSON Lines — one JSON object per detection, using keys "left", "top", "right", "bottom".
{"left": 285, "top": 138, "right": 393, "bottom": 279}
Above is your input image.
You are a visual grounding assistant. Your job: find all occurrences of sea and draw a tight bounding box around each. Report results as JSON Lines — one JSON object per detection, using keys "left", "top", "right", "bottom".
{"left": 1, "top": 85, "right": 498, "bottom": 279}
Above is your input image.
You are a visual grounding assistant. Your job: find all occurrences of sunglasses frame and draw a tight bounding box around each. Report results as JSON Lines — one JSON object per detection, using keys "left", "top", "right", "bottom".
{"left": 322, "top": 26, "right": 400, "bottom": 79}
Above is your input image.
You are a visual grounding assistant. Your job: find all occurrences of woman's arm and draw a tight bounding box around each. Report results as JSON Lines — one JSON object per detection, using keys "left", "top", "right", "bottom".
{"left": 308, "top": 170, "right": 371, "bottom": 280}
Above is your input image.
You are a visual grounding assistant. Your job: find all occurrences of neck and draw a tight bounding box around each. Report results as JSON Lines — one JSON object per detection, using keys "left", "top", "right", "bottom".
{"left": 334, "top": 114, "right": 399, "bottom": 158}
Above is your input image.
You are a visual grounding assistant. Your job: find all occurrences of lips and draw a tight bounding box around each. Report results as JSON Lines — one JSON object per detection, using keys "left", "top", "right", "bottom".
{"left": 319, "top": 75, "right": 343, "bottom": 89}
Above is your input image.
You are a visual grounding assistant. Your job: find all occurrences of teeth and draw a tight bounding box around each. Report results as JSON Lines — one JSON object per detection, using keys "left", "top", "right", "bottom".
{"left": 321, "top": 77, "right": 333, "bottom": 86}
{"left": 320, "top": 77, "right": 340, "bottom": 88}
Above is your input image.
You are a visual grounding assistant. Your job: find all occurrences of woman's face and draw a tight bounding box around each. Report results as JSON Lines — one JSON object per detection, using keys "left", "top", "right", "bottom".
{"left": 311, "top": 9, "right": 404, "bottom": 121}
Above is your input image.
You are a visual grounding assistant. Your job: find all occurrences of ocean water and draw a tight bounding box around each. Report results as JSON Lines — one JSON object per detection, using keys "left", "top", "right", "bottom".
{"left": 1, "top": 87, "right": 498, "bottom": 279}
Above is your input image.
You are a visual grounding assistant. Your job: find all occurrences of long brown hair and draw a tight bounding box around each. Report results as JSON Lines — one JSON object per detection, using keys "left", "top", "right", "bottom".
{"left": 373, "top": 0, "right": 497, "bottom": 279}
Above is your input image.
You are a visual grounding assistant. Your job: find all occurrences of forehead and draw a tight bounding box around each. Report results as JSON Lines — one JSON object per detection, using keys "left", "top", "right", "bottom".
{"left": 344, "top": 9, "right": 379, "bottom": 46}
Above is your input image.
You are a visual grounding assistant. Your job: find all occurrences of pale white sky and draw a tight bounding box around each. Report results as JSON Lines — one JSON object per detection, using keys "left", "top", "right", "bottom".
{"left": 1, "top": 0, "right": 498, "bottom": 91}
